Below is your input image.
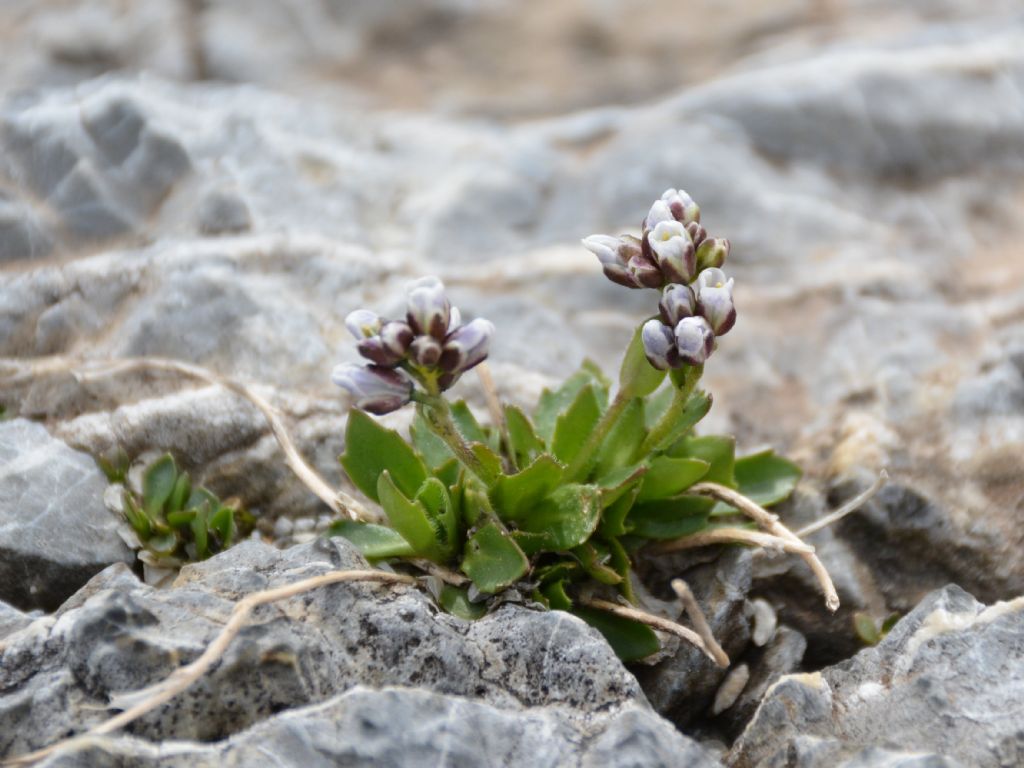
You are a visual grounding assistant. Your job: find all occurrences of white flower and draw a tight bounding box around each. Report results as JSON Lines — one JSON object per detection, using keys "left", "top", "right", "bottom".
{"left": 648, "top": 220, "right": 696, "bottom": 284}
{"left": 674, "top": 316, "right": 715, "bottom": 366}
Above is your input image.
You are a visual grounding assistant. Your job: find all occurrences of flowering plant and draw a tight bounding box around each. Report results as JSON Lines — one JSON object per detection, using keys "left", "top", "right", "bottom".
{"left": 330, "top": 189, "right": 827, "bottom": 661}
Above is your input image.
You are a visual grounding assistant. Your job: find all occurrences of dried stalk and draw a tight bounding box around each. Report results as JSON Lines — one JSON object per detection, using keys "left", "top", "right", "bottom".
{"left": 2, "top": 569, "right": 415, "bottom": 767}
{"left": 647, "top": 527, "right": 814, "bottom": 556}
{"left": 671, "top": 578, "right": 729, "bottom": 668}
{"left": 475, "top": 362, "right": 515, "bottom": 472}
{"left": 579, "top": 597, "right": 726, "bottom": 667}
{"left": 689, "top": 482, "right": 840, "bottom": 612}
{"left": 2, "top": 355, "right": 373, "bottom": 523}
{"left": 795, "top": 470, "right": 888, "bottom": 537}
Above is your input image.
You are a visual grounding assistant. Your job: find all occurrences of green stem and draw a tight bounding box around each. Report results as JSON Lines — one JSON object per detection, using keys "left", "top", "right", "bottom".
{"left": 418, "top": 398, "right": 498, "bottom": 485}
{"left": 638, "top": 365, "right": 702, "bottom": 456}
{"left": 564, "top": 390, "right": 631, "bottom": 483}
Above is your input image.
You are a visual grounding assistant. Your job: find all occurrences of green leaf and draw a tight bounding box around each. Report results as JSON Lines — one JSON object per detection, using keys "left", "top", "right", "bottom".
{"left": 122, "top": 490, "right": 152, "bottom": 539}
{"left": 670, "top": 435, "right": 736, "bottom": 486}
{"left": 490, "top": 454, "right": 564, "bottom": 522}
{"left": 628, "top": 495, "right": 713, "bottom": 539}
{"left": 166, "top": 508, "right": 197, "bottom": 527}
{"left": 451, "top": 401, "right": 492, "bottom": 446}
{"left": 539, "top": 579, "right": 573, "bottom": 611}
{"left": 416, "top": 477, "right": 459, "bottom": 558}
{"left": 600, "top": 480, "right": 643, "bottom": 539}
{"left": 411, "top": 412, "right": 454, "bottom": 470}
{"left": 636, "top": 457, "right": 709, "bottom": 503}
{"left": 535, "top": 366, "right": 606, "bottom": 442}
{"left": 593, "top": 398, "right": 646, "bottom": 478}
{"left": 147, "top": 530, "right": 179, "bottom": 556}
{"left": 597, "top": 464, "right": 647, "bottom": 510}
{"left": 605, "top": 536, "right": 636, "bottom": 603}
{"left": 712, "top": 450, "right": 802, "bottom": 514}
{"left": 340, "top": 410, "right": 428, "bottom": 502}
{"left": 573, "top": 541, "right": 621, "bottom": 585}
{"left": 504, "top": 404, "right": 546, "bottom": 468}
{"left": 209, "top": 505, "right": 237, "bottom": 549}
{"left": 619, "top": 322, "right": 667, "bottom": 398}
{"left": 190, "top": 502, "right": 210, "bottom": 559}
{"left": 461, "top": 522, "right": 529, "bottom": 593}
{"left": 571, "top": 607, "right": 660, "bottom": 662}
{"left": 460, "top": 482, "right": 493, "bottom": 527}
{"left": 534, "top": 559, "right": 582, "bottom": 586}
{"left": 511, "top": 484, "right": 601, "bottom": 555}
{"left": 432, "top": 458, "right": 461, "bottom": 488}
{"left": 438, "top": 584, "right": 487, "bottom": 619}
{"left": 378, "top": 472, "right": 445, "bottom": 561}
{"left": 470, "top": 442, "right": 504, "bottom": 485}
{"left": 142, "top": 454, "right": 178, "bottom": 516}
{"left": 646, "top": 390, "right": 712, "bottom": 453}
{"left": 328, "top": 520, "right": 416, "bottom": 560}
{"left": 185, "top": 486, "right": 219, "bottom": 512}
{"left": 166, "top": 471, "right": 192, "bottom": 515}
{"left": 853, "top": 612, "right": 881, "bottom": 646}
{"left": 644, "top": 386, "right": 674, "bottom": 429}
{"left": 551, "top": 385, "right": 602, "bottom": 465}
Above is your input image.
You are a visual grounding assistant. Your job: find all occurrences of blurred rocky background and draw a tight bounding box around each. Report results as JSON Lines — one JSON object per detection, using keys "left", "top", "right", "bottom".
{"left": 1, "top": 1, "right": 1023, "bottom": 766}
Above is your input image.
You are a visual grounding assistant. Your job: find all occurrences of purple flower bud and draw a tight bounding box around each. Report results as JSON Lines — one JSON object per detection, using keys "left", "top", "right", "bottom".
{"left": 447, "top": 306, "right": 462, "bottom": 333}
{"left": 641, "top": 319, "right": 680, "bottom": 371}
{"left": 440, "top": 317, "right": 494, "bottom": 373}
{"left": 695, "top": 268, "right": 736, "bottom": 336}
{"left": 357, "top": 337, "right": 404, "bottom": 367}
{"left": 674, "top": 316, "right": 715, "bottom": 366}
{"left": 406, "top": 276, "right": 451, "bottom": 340}
{"left": 410, "top": 335, "right": 443, "bottom": 367}
{"left": 647, "top": 220, "right": 696, "bottom": 284}
{"left": 696, "top": 238, "right": 729, "bottom": 273}
{"left": 345, "top": 309, "right": 381, "bottom": 340}
{"left": 659, "top": 284, "right": 696, "bottom": 326}
{"left": 380, "top": 321, "right": 414, "bottom": 357}
{"left": 332, "top": 363, "right": 413, "bottom": 415}
{"left": 583, "top": 234, "right": 659, "bottom": 289}
{"left": 660, "top": 188, "right": 701, "bottom": 225}
{"left": 686, "top": 222, "right": 707, "bottom": 248}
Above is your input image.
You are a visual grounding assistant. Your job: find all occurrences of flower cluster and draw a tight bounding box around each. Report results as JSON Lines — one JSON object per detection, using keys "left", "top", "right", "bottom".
{"left": 583, "top": 188, "right": 736, "bottom": 370}
{"left": 332, "top": 277, "right": 495, "bottom": 414}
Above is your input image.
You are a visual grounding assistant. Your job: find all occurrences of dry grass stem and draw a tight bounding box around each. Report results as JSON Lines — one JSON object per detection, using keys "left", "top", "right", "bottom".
{"left": 647, "top": 528, "right": 814, "bottom": 556}
{"left": 670, "top": 578, "right": 730, "bottom": 667}
{"left": 690, "top": 482, "right": 840, "bottom": 612}
{"left": 795, "top": 470, "right": 889, "bottom": 537}
{"left": 475, "top": 362, "right": 515, "bottom": 472}
{"left": 579, "top": 597, "right": 726, "bottom": 667}
{"left": 2, "top": 569, "right": 415, "bottom": 767}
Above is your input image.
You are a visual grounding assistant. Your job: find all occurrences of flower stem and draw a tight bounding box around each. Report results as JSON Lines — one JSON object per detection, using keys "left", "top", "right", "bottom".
{"left": 637, "top": 365, "right": 702, "bottom": 456}
{"left": 418, "top": 398, "right": 498, "bottom": 485}
{"left": 564, "top": 390, "right": 631, "bottom": 482}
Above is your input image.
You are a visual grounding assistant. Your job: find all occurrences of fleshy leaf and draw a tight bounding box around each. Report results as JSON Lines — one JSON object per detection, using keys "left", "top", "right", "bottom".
{"left": 535, "top": 366, "right": 606, "bottom": 442}
{"left": 209, "top": 505, "right": 236, "bottom": 548}
{"left": 712, "top": 450, "right": 801, "bottom": 514}
{"left": 670, "top": 435, "right": 736, "bottom": 487}
{"left": 416, "top": 477, "right": 459, "bottom": 558}
{"left": 572, "top": 606, "right": 660, "bottom": 662}
{"left": 573, "top": 541, "right": 621, "bottom": 585}
{"left": 190, "top": 502, "right": 209, "bottom": 559}
{"left": 619, "top": 322, "right": 667, "bottom": 398}
{"left": 628, "top": 495, "right": 713, "bottom": 539}
{"left": 600, "top": 480, "right": 643, "bottom": 539}
{"left": 341, "top": 409, "right": 428, "bottom": 502}
{"left": 411, "top": 411, "right": 454, "bottom": 470}
{"left": 490, "top": 454, "right": 564, "bottom": 522}
{"left": 461, "top": 522, "right": 529, "bottom": 593}
{"left": 471, "top": 442, "right": 504, "bottom": 484}
{"left": 636, "top": 457, "right": 709, "bottom": 502}
{"left": 451, "top": 401, "right": 492, "bottom": 447}
{"left": 644, "top": 389, "right": 712, "bottom": 453}
{"left": 167, "top": 472, "right": 192, "bottom": 515}
{"left": 551, "top": 385, "right": 602, "bottom": 465}
{"left": 142, "top": 454, "right": 178, "bottom": 516}
{"left": 539, "top": 579, "right": 573, "bottom": 611}
{"left": 378, "top": 472, "right": 445, "bottom": 561}
{"left": 122, "top": 490, "right": 152, "bottom": 539}
{"left": 504, "top": 404, "right": 546, "bottom": 468}
{"left": 438, "top": 584, "right": 487, "bottom": 619}
{"left": 328, "top": 519, "right": 417, "bottom": 559}
{"left": 511, "top": 484, "right": 601, "bottom": 555}
{"left": 593, "top": 398, "right": 646, "bottom": 478}
{"left": 605, "top": 536, "right": 636, "bottom": 603}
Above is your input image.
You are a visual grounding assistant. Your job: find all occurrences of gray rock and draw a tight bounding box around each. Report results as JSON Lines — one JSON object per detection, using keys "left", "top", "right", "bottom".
{"left": 0, "top": 599, "right": 32, "bottom": 640}
{"left": 729, "top": 586, "right": 1024, "bottom": 768}
{"left": 197, "top": 188, "right": 252, "bottom": 235}
{"left": 0, "top": 418, "right": 132, "bottom": 611}
{"left": 634, "top": 549, "right": 753, "bottom": 727}
{"left": 0, "top": 537, "right": 719, "bottom": 765}
{"left": 32, "top": 686, "right": 718, "bottom": 768}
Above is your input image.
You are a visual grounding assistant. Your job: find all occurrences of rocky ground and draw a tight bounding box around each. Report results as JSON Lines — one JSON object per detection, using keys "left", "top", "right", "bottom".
{"left": 1, "top": 1, "right": 1023, "bottom": 766}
